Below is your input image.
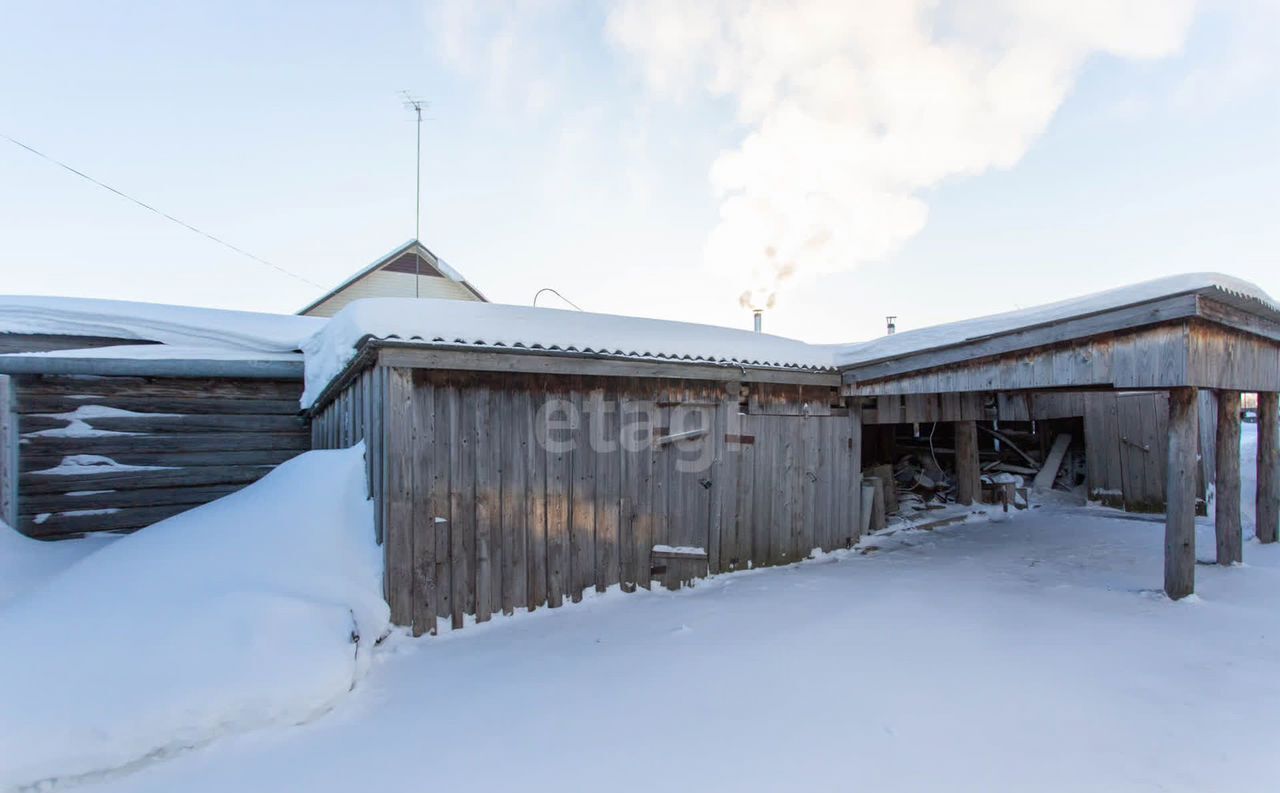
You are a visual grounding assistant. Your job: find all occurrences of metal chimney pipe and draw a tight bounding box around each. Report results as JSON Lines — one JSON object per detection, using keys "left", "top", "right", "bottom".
{"left": 886, "top": 315, "right": 897, "bottom": 335}
{"left": 753, "top": 309, "right": 763, "bottom": 333}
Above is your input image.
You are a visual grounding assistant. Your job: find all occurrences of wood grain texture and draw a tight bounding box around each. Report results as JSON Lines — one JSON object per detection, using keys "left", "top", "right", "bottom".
{"left": 384, "top": 367, "right": 415, "bottom": 627}
{"left": 0, "top": 376, "right": 15, "bottom": 527}
{"left": 1214, "top": 390, "right": 1242, "bottom": 565}
{"left": 1257, "top": 392, "right": 1279, "bottom": 545}
{"left": 410, "top": 375, "right": 438, "bottom": 635}
{"left": 1165, "top": 387, "right": 1198, "bottom": 600}
{"left": 364, "top": 370, "right": 872, "bottom": 627}
{"left": 472, "top": 385, "right": 496, "bottom": 623}
{"left": 12, "top": 371, "right": 308, "bottom": 540}
{"left": 954, "top": 420, "right": 980, "bottom": 506}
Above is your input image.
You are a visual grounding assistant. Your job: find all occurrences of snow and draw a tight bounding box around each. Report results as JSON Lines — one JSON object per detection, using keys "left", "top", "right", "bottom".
{"left": 41, "top": 405, "right": 168, "bottom": 420}
{"left": 5, "top": 344, "right": 304, "bottom": 362}
{"left": 0, "top": 521, "right": 118, "bottom": 607}
{"left": 299, "top": 273, "right": 1277, "bottom": 408}
{"left": 22, "top": 405, "right": 169, "bottom": 438}
{"left": 651, "top": 544, "right": 708, "bottom": 555}
{"left": 29, "top": 454, "right": 174, "bottom": 475}
{"left": 0, "top": 295, "right": 321, "bottom": 352}
{"left": 15, "top": 424, "right": 1271, "bottom": 793}
{"left": 300, "top": 298, "right": 839, "bottom": 407}
{"left": 10, "top": 274, "right": 1275, "bottom": 412}
{"left": 836, "top": 272, "right": 1278, "bottom": 367}
{"left": 0, "top": 445, "right": 388, "bottom": 791}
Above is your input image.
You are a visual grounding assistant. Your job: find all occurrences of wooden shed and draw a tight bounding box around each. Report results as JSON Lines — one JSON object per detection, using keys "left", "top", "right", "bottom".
{"left": 840, "top": 276, "right": 1280, "bottom": 599}
{"left": 0, "top": 299, "right": 317, "bottom": 538}
{"left": 305, "top": 303, "right": 863, "bottom": 635}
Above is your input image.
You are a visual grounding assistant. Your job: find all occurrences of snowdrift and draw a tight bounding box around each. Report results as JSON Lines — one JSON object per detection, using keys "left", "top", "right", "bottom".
{"left": 0, "top": 445, "right": 388, "bottom": 791}
{"left": 0, "top": 520, "right": 117, "bottom": 607}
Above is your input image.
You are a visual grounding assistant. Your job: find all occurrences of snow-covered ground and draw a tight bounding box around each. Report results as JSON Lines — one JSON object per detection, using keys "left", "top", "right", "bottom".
{"left": 0, "top": 425, "right": 1267, "bottom": 792}
{"left": 0, "top": 446, "right": 387, "bottom": 792}
{"left": 0, "top": 522, "right": 117, "bottom": 607}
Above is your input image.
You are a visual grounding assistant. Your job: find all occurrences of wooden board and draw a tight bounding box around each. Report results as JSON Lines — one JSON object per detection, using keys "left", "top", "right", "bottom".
{"left": 410, "top": 374, "right": 438, "bottom": 635}
{"left": 0, "top": 376, "right": 14, "bottom": 527}
{"left": 384, "top": 367, "right": 415, "bottom": 627}
{"left": 1032, "top": 433, "right": 1072, "bottom": 492}
{"left": 544, "top": 382, "right": 570, "bottom": 609}
{"left": 1214, "top": 390, "right": 1242, "bottom": 565}
{"left": 472, "top": 385, "right": 497, "bottom": 623}
{"left": 1257, "top": 392, "right": 1280, "bottom": 544}
{"left": 1165, "top": 387, "right": 1198, "bottom": 599}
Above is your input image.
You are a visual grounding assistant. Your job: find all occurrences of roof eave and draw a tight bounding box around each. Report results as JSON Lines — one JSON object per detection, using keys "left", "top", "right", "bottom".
{"left": 306, "top": 336, "right": 839, "bottom": 415}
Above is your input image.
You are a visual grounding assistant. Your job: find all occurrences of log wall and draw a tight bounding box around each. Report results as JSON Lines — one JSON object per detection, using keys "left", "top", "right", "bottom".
{"left": 312, "top": 367, "right": 863, "bottom": 635}
{"left": 10, "top": 374, "right": 308, "bottom": 538}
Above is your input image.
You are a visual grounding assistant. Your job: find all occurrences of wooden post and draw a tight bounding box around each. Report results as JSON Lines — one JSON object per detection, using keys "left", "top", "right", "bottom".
{"left": 0, "top": 375, "right": 15, "bottom": 529}
{"left": 954, "top": 420, "right": 980, "bottom": 506}
{"left": 1214, "top": 390, "right": 1241, "bottom": 565}
{"left": 1165, "top": 387, "right": 1198, "bottom": 600}
{"left": 1257, "top": 392, "right": 1279, "bottom": 544}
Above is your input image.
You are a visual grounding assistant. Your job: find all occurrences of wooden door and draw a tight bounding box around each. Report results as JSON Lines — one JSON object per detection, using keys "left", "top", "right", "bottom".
{"left": 1116, "top": 391, "right": 1168, "bottom": 512}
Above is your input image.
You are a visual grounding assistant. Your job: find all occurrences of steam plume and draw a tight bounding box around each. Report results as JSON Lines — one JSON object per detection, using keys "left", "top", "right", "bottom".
{"left": 608, "top": 0, "right": 1198, "bottom": 305}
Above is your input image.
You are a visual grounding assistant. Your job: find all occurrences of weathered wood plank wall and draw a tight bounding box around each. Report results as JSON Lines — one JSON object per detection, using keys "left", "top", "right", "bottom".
{"left": 316, "top": 367, "right": 863, "bottom": 635}
{"left": 11, "top": 374, "right": 308, "bottom": 538}
{"left": 0, "top": 376, "right": 16, "bottom": 527}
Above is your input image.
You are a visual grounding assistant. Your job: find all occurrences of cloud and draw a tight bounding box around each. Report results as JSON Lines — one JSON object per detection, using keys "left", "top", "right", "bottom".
{"left": 607, "top": 0, "right": 1199, "bottom": 306}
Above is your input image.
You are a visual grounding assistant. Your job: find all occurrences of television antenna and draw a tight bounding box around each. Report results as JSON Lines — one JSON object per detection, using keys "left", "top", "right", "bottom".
{"left": 402, "top": 92, "right": 429, "bottom": 297}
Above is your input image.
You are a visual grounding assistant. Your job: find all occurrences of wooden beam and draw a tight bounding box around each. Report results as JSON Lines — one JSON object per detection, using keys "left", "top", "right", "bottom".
{"left": 1215, "top": 390, "right": 1242, "bottom": 564}
{"left": 0, "top": 376, "right": 15, "bottom": 527}
{"left": 0, "top": 356, "right": 302, "bottom": 380}
{"left": 1257, "top": 392, "right": 1279, "bottom": 544}
{"left": 1032, "top": 434, "right": 1072, "bottom": 492}
{"left": 954, "top": 420, "right": 979, "bottom": 506}
{"left": 375, "top": 344, "right": 840, "bottom": 387}
{"left": 1165, "top": 387, "right": 1198, "bottom": 600}
{"left": 840, "top": 294, "right": 1199, "bottom": 384}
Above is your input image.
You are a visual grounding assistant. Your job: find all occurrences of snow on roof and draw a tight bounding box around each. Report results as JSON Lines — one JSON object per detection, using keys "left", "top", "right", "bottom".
{"left": 0, "top": 295, "right": 322, "bottom": 353}
{"left": 835, "top": 273, "right": 1278, "bottom": 369}
{"left": 3, "top": 344, "right": 303, "bottom": 362}
{"left": 301, "top": 298, "right": 839, "bottom": 407}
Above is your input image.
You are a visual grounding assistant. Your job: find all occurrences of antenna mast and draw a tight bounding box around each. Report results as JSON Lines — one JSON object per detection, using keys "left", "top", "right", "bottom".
{"left": 402, "top": 92, "right": 428, "bottom": 298}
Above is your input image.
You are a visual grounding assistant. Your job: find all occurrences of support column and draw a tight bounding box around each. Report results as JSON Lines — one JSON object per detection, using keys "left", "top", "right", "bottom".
{"left": 1215, "top": 391, "right": 1242, "bottom": 564}
{"left": 1165, "top": 387, "right": 1198, "bottom": 600}
{"left": 1258, "top": 392, "right": 1279, "bottom": 544}
{"left": 954, "top": 420, "right": 980, "bottom": 506}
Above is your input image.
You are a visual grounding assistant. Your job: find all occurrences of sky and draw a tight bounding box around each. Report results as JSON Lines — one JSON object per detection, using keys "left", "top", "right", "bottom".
{"left": 0, "top": 0, "right": 1276, "bottom": 343}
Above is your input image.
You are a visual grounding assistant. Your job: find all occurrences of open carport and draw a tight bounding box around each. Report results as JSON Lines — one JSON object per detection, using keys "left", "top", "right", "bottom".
{"left": 839, "top": 277, "right": 1280, "bottom": 599}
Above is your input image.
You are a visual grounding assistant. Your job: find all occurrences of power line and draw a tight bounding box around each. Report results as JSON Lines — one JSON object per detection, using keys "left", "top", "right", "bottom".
{"left": 1, "top": 132, "right": 325, "bottom": 291}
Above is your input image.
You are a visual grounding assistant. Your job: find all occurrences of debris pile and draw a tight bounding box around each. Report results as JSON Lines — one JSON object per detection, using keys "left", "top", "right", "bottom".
{"left": 868, "top": 424, "right": 1086, "bottom": 520}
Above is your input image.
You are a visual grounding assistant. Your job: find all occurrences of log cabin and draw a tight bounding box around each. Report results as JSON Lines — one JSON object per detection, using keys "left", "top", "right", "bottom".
{"left": 0, "top": 297, "right": 317, "bottom": 537}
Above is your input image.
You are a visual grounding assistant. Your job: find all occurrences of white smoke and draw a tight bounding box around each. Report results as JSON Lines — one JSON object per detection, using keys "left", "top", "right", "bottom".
{"left": 608, "top": 0, "right": 1199, "bottom": 308}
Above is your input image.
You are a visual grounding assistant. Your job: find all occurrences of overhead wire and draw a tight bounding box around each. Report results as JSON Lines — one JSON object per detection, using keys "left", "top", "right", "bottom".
{"left": 1, "top": 131, "right": 325, "bottom": 291}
